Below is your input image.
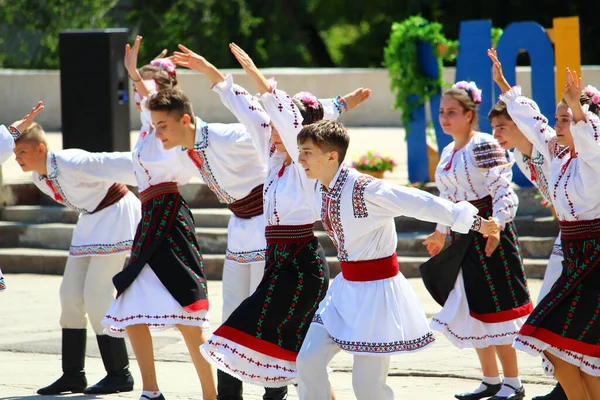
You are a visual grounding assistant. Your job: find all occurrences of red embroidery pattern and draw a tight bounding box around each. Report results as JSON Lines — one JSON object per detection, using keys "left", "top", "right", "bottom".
{"left": 433, "top": 317, "right": 519, "bottom": 342}
{"left": 352, "top": 174, "right": 373, "bottom": 218}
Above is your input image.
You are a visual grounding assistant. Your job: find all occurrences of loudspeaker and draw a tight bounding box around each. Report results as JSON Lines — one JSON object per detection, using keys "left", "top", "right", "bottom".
{"left": 59, "top": 29, "right": 130, "bottom": 152}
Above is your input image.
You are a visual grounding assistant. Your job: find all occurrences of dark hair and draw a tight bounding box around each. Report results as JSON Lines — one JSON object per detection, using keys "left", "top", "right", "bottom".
{"left": 292, "top": 98, "right": 325, "bottom": 125}
{"left": 442, "top": 87, "right": 479, "bottom": 128}
{"left": 559, "top": 92, "right": 600, "bottom": 116}
{"left": 15, "top": 122, "right": 48, "bottom": 147}
{"left": 138, "top": 64, "right": 178, "bottom": 91}
{"left": 297, "top": 119, "right": 349, "bottom": 165}
{"left": 147, "top": 88, "right": 195, "bottom": 121}
{"left": 488, "top": 101, "right": 512, "bottom": 122}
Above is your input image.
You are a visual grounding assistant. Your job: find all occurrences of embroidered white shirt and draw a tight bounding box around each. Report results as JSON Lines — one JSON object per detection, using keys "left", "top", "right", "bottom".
{"left": 0, "top": 125, "right": 20, "bottom": 164}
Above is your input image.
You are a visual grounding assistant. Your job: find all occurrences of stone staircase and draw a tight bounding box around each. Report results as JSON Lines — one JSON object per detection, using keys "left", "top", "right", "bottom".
{"left": 0, "top": 181, "right": 558, "bottom": 279}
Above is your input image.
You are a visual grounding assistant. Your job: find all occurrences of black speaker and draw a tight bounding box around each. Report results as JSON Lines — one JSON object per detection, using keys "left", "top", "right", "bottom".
{"left": 59, "top": 29, "right": 130, "bottom": 152}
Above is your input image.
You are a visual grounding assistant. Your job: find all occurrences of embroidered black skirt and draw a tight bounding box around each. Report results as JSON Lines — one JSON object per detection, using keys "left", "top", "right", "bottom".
{"left": 200, "top": 223, "right": 329, "bottom": 387}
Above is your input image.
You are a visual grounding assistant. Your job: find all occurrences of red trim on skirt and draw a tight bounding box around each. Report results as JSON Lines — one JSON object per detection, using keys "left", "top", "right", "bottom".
{"left": 519, "top": 325, "right": 600, "bottom": 357}
{"left": 340, "top": 253, "right": 399, "bottom": 282}
{"left": 139, "top": 182, "right": 179, "bottom": 203}
{"left": 470, "top": 301, "right": 533, "bottom": 323}
{"left": 213, "top": 325, "right": 298, "bottom": 362}
{"left": 183, "top": 298, "right": 209, "bottom": 313}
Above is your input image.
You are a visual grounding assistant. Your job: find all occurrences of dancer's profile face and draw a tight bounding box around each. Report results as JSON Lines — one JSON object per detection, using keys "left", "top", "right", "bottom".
{"left": 439, "top": 95, "right": 473, "bottom": 137}
{"left": 152, "top": 110, "right": 190, "bottom": 150}
{"left": 491, "top": 115, "right": 523, "bottom": 150}
{"left": 298, "top": 138, "right": 336, "bottom": 181}
{"left": 14, "top": 141, "right": 46, "bottom": 173}
{"left": 554, "top": 103, "right": 575, "bottom": 149}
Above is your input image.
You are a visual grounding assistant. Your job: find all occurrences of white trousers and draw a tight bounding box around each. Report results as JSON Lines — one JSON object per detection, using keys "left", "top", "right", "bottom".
{"left": 60, "top": 253, "right": 127, "bottom": 334}
{"left": 296, "top": 323, "right": 394, "bottom": 400}
{"left": 221, "top": 259, "right": 265, "bottom": 321}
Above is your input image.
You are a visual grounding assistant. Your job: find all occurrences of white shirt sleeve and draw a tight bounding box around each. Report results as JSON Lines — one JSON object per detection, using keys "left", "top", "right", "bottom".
{"left": 260, "top": 81, "right": 302, "bottom": 163}
{"left": 572, "top": 108, "right": 600, "bottom": 184}
{"left": 365, "top": 179, "right": 478, "bottom": 234}
{"left": 500, "top": 86, "right": 559, "bottom": 162}
{"left": 319, "top": 96, "right": 347, "bottom": 120}
{"left": 212, "top": 75, "right": 272, "bottom": 164}
{"left": 0, "top": 125, "right": 18, "bottom": 164}
{"left": 71, "top": 151, "right": 137, "bottom": 186}
{"left": 472, "top": 138, "right": 519, "bottom": 225}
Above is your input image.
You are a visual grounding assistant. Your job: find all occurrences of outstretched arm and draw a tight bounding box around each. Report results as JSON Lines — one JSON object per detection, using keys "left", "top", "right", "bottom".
{"left": 1, "top": 101, "right": 45, "bottom": 163}
{"left": 488, "top": 48, "right": 511, "bottom": 94}
{"left": 320, "top": 88, "right": 371, "bottom": 120}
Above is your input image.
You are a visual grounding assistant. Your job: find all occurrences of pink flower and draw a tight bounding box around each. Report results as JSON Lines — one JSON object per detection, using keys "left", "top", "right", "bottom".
{"left": 453, "top": 80, "right": 482, "bottom": 104}
{"left": 151, "top": 58, "right": 176, "bottom": 76}
{"left": 293, "top": 91, "right": 320, "bottom": 110}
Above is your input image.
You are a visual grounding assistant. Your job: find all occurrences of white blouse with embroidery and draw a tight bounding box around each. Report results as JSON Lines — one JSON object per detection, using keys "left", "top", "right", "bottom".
{"left": 501, "top": 86, "right": 600, "bottom": 221}
{"left": 134, "top": 97, "right": 195, "bottom": 192}
{"left": 257, "top": 81, "right": 324, "bottom": 226}
{"left": 0, "top": 124, "right": 19, "bottom": 164}
{"left": 31, "top": 149, "right": 140, "bottom": 257}
{"left": 514, "top": 147, "right": 552, "bottom": 203}
{"left": 320, "top": 165, "right": 479, "bottom": 261}
{"left": 435, "top": 132, "right": 519, "bottom": 234}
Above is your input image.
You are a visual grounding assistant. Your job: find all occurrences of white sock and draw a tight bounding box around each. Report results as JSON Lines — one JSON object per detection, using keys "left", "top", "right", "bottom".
{"left": 141, "top": 390, "right": 162, "bottom": 399}
{"left": 496, "top": 376, "right": 522, "bottom": 397}
{"left": 471, "top": 376, "right": 502, "bottom": 394}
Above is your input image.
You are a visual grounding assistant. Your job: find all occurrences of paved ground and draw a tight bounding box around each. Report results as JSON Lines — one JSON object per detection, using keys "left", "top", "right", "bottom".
{"left": 0, "top": 273, "right": 555, "bottom": 399}
{"left": 1, "top": 128, "right": 411, "bottom": 185}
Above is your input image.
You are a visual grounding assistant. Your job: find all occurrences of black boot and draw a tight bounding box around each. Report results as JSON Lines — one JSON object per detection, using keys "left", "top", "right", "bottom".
{"left": 263, "top": 386, "right": 287, "bottom": 400}
{"left": 532, "top": 383, "right": 567, "bottom": 400}
{"left": 37, "top": 328, "right": 88, "bottom": 395}
{"left": 84, "top": 335, "right": 134, "bottom": 394}
{"left": 217, "top": 370, "right": 243, "bottom": 400}
{"left": 455, "top": 382, "right": 502, "bottom": 400}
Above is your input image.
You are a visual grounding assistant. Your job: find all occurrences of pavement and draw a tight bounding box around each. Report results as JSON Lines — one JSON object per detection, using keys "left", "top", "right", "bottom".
{"left": 0, "top": 273, "right": 555, "bottom": 399}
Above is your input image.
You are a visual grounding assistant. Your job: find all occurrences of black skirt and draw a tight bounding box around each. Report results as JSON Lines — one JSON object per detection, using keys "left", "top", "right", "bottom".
{"left": 519, "top": 219, "right": 600, "bottom": 358}
{"left": 112, "top": 182, "right": 209, "bottom": 312}
{"left": 420, "top": 196, "right": 532, "bottom": 322}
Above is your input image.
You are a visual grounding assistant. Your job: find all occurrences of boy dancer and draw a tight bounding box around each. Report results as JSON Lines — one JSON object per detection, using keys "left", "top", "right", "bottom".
{"left": 294, "top": 119, "right": 500, "bottom": 399}
{"left": 10, "top": 121, "right": 140, "bottom": 395}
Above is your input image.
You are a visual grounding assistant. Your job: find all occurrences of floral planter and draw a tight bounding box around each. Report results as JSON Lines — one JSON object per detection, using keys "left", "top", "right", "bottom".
{"left": 357, "top": 169, "right": 385, "bottom": 179}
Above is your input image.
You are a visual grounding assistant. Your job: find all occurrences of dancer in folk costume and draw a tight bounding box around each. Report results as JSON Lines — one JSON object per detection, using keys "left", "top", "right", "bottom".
{"left": 420, "top": 81, "right": 531, "bottom": 400}
{"left": 294, "top": 119, "right": 501, "bottom": 399}
{"left": 172, "top": 44, "right": 369, "bottom": 400}
{"left": 101, "top": 36, "right": 217, "bottom": 400}
{"left": 505, "top": 68, "right": 600, "bottom": 400}
{"left": 487, "top": 48, "right": 566, "bottom": 400}
{"left": 200, "top": 43, "right": 346, "bottom": 389}
{"left": 0, "top": 101, "right": 45, "bottom": 293}
{"left": 7, "top": 111, "right": 141, "bottom": 394}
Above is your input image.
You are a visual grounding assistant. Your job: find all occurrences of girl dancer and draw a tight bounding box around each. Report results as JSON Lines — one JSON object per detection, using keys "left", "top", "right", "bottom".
{"left": 101, "top": 36, "right": 216, "bottom": 400}
{"left": 488, "top": 48, "right": 566, "bottom": 400}
{"left": 421, "top": 81, "right": 531, "bottom": 400}
{"left": 505, "top": 69, "right": 600, "bottom": 400}
{"left": 172, "top": 44, "right": 368, "bottom": 400}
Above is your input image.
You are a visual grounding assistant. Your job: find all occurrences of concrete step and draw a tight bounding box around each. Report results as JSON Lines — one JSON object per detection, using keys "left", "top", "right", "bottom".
{"left": 1, "top": 181, "right": 555, "bottom": 216}
{"left": 0, "top": 248, "right": 551, "bottom": 280}
{"left": 0, "top": 220, "right": 557, "bottom": 259}
{"left": 1, "top": 205, "right": 559, "bottom": 237}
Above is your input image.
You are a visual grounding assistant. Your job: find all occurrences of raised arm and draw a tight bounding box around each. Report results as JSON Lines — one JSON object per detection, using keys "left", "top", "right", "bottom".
{"left": 499, "top": 86, "right": 558, "bottom": 162}
{"left": 319, "top": 88, "right": 371, "bottom": 120}
{"left": 173, "top": 46, "right": 272, "bottom": 163}
{"left": 488, "top": 48, "right": 511, "bottom": 93}
{"left": 1, "top": 101, "right": 45, "bottom": 163}
{"left": 125, "top": 36, "right": 154, "bottom": 100}
{"left": 73, "top": 151, "right": 137, "bottom": 186}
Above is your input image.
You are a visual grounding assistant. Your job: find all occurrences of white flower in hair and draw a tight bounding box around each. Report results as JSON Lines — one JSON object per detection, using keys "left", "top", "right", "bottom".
{"left": 452, "top": 80, "right": 483, "bottom": 104}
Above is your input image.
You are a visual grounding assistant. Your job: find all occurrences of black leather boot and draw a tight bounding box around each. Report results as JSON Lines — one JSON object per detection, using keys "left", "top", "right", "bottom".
{"left": 37, "top": 328, "right": 88, "bottom": 395}
{"left": 263, "top": 386, "right": 288, "bottom": 400}
{"left": 84, "top": 335, "right": 134, "bottom": 394}
{"left": 532, "top": 383, "right": 567, "bottom": 400}
{"left": 217, "top": 370, "right": 243, "bottom": 400}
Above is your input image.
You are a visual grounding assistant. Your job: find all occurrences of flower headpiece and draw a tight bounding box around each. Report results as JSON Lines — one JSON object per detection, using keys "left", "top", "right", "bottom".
{"left": 293, "top": 91, "right": 320, "bottom": 110}
{"left": 452, "top": 80, "right": 482, "bottom": 104}
{"left": 584, "top": 85, "right": 600, "bottom": 105}
{"left": 151, "top": 58, "right": 176, "bottom": 76}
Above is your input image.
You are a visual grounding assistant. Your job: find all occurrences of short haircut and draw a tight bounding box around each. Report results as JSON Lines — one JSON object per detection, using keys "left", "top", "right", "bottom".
{"left": 297, "top": 119, "right": 349, "bottom": 165}
{"left": 147, "top": 88, "right": 195, "bottom": 121}
{"left": 15, "top": 122, "right": 48, "bottom": 147}
{"left": 488, "top": 101, "right": 513, "bottom": 122}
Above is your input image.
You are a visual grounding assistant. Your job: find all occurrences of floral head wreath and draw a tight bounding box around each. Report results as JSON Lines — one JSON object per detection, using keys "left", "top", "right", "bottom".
{"left": 150, "top": 58, "right": 176, "bottom": 77}
{"left": 293, "top": 91, "right": 320, "bottom": 110}
{"left": 584, "top": 85, "right": 600, "bottom": 105}
{"left": 452, "top": 81, "right": 482, "bottom": 104}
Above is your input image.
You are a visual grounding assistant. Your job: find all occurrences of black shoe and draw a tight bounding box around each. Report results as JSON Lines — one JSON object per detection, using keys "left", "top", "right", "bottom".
{"left": 455, "top": 382, "right": 503, "bottom": 400}
{"left": 489, "top": 384, "right": 525, "bottom": 400}
{"left": 217, "top": 370, "right": 243, "bottom": 400}
{"left": 84, "top": 335, "right": 134, "bottom": 394}
{"left": 264, "top": 386, "right": 288, "bottom": 400}
{"left": 141, "top": 394, "right": 165, "bottom": 400}
{"left": 532, "top": 383, "right": 567, "bottom": 400}
{"left": 37, "top": 328, "right": 88, "bottom": 395}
